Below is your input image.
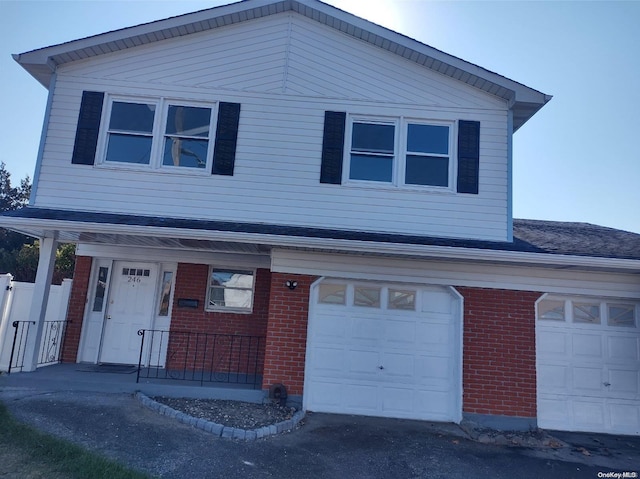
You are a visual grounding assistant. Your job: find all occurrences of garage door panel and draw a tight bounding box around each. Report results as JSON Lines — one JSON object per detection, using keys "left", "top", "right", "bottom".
{"left": 538, "top": 396, "right": 569, "bottom": 427}
{"left": 573, "top": 333, "right": 602, "bottom": 359}
{"left": 380, "top": 352, "right": 414, "bottom": 381}
{"left": 349, "top": 350, "right": 380, "bottom": 376}
{"left": 306, "top": 381, "right": 343, "bottom": 409}
{"left": 608, "top": 369, "right": 639, "bottom": 395}
{"left": 573, "top": 400, "right": 606, "bottom": 429}
{"left": 610, "top": 403, "right": 640, "bottom": 433}
{"left": 416, "top": 356, "right": 451, "bottom": 382}
{"left": 572, "top": 366, "right": 603, "bottom": 392}
{"left": 421, "top": 290, "right": 453, "bottom": 314}
{"left": 381, "top": 387, "right": 414, "bottom": 415}
{"left": 384, "top": 319, "right": 417, "bottom": 346}
{"left": 351, "top": 316, "right": 383, "bottom": 344}
{"left": 416, "top": 322, "right": 450, "bottom": 353}
{"left": 538, "top": 364, "right": 569, "bottom": 392}
{"left": 308, "top": 347, "right": 345, "bottom": 375}
{"left": 538, "top": 330, "right": 569, "bottom": 356}
{"left": 415, "top": 390, "right": 454, "bottom": 418}
{"left": 345, "top": 384, "right": 379, "bottom": 411}
{"left": 607, "top": 336, "right": 639, "bottom": 360}
{"left": 313, "top": 314, "right": 347, "bottom": 343}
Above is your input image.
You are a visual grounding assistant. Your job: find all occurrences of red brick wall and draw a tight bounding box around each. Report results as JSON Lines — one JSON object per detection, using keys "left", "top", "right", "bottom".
{"left": 457, "top": 287, "right": 542, "bottom": 418}
{"left": 170, "top": 264, "right": 270, "bottom": 336}
{"left": 261, "top": 273, "right": 316, "bottom": 396}
{"left": 61, "top": 256, "right": 92, "bottom": 362}
{"left": 166, "top": 264, "right": 271, "bottom": 373}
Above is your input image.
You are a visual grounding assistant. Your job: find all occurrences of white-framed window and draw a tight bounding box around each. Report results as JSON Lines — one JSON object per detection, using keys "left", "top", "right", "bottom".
{"left": 206, "top": 268, "right": 255, "bottom": 313}
{"left": 345, "top": 115, "right": 454, "bottom": 189}
{"left": 100, "top": 96, "right": 215, "bottom": 172}
{"left": 537, "top": 296, "right": 638, "bottom": 328}
{"left": 318, "top": 283, "right": 347, "bottom": 305}
{"left": 105, "top": 100, "right": 158, "bottom": 166}
{"left": 348, "top": 119, "right": 397, "bottom": 183}
{"left": 538, "top": 299, "right": 566, "bottom": 321}
{"left": 404, "top": 122, "right": 451, "bottom": 187}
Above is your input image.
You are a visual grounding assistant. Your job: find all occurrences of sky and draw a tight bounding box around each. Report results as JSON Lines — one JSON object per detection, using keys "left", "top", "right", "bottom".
{"left": 1, "top": 0, "right": 639, "bottom": 234}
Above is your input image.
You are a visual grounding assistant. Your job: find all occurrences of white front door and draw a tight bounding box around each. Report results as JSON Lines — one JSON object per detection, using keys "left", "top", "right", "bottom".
{"left": 305, "top": 280, "right": 462, "bottom": 422}
{"left": 99, "top": 262, "right": 158, "bottom": 365}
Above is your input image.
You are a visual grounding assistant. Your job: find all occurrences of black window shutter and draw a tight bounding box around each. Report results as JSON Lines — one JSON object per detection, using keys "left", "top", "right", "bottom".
{"left": 320, "top": 111, "right": 346, "bottom": 184}
{"left": 212, "top": 102, "right": 241, "bottom": 176}
{"left": 71, "top": 91, "right": 104, "bottom": 165}
{"left": 457, "top": 120, "right": 480, "bottom": 194}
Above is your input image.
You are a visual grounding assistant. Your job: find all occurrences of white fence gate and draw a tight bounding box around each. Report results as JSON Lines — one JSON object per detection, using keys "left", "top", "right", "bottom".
{"left": 0, "top": 274, "right": 73, "bottom": 372}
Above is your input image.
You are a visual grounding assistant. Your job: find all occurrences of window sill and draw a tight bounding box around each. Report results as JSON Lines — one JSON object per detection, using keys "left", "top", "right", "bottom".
{"left": 342, "top": 180, "right": 456, "bottom": 195}
{"left": 205, "top": 308, "right": 254, "bottom": 315}
{"left": 96, "top": 162, "right": 213, "bottom": 177}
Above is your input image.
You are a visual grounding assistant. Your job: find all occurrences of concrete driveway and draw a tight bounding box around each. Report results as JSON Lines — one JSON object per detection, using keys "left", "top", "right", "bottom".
{"left": 1, "top": 383, "right": 638, "bottom": 478}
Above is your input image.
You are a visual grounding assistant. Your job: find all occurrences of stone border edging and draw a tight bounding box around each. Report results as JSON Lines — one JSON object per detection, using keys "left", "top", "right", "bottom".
{"left": 135, "top": 391, "right": 305, "bottom": 441}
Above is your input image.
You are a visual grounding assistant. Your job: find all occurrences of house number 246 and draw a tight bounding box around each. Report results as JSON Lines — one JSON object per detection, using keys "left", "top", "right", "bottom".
{"left": 127, "top": 276, "right": 141, "bottom": 283}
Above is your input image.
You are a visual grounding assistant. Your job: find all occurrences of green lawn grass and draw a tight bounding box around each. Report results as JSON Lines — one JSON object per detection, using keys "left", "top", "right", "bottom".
{"left": 0, "top": 402, "right": 151, "bottom": 479}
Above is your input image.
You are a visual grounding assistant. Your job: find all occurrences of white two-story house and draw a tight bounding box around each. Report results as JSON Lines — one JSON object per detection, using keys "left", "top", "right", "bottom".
{"left": 2, "top": 0, "right": 639, "bottom": 435}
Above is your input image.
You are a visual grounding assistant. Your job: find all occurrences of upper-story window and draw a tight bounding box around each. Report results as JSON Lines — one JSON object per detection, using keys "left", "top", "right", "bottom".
{"left": 346, "top": 116, "right": 453, "bottom": 189}
{"left": 405, "top": 123, "right": 450, "bottom": 187}
{"left": 102, "top": 97, "right": 215, "bottom": 171}
{"left": 106, "top": 101, "right": 157, "bottom": 165}
{"left": 162, "top": 105, "right": 212, "bottom": 169}
{"left": 349, "top": 121, "right": 396, "bottom": 182}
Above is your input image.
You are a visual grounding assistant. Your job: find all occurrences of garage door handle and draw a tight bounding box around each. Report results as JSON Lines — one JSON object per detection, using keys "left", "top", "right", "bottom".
{"left": 378, "top": 366, "right": 384, "bottom": 370}
{"left": 603, "top": 382, "right": 611, "bottom": 387}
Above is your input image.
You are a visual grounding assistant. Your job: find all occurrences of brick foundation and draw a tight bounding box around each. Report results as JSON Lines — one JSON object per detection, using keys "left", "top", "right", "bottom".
{"left": 61, "top": 256, "right": 92, "bottom": 362}
{"left": 457, "top": 287, "right": 542, "bottom": 418}
{"left": 261, "top": 273, "right": 316, "bottom": 396}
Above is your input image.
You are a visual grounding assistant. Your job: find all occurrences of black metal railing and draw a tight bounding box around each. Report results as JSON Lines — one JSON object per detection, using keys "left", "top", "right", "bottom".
{"left": 8, "top": 320, "right": 69, "bottom": 374}
{"left": 136, "top": 329, "right": 265, "bottom": 389}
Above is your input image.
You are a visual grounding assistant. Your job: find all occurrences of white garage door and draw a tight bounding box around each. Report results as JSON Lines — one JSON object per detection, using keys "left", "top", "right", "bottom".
{"left": 305, "top": 280, "right": 461, "bottom": 422}
{"left": 537, "top": 296, "right": 640, "bottom": 435}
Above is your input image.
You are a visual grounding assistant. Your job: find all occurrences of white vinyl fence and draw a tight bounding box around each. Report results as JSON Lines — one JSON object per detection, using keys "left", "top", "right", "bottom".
{"left": 0, "top": 274, "right": 72, "bottom": 372}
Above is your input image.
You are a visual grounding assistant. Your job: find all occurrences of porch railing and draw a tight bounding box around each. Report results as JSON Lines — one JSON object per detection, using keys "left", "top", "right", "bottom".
{"left": 136, "top": 329, "right": 265, "bottom": 389}
{"left": 8, "top": 320, "right": 70, "bottom": 374}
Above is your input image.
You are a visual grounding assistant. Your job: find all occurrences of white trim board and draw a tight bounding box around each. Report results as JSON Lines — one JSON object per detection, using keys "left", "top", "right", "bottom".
{"left": 271, "top": 249, "right": 640, "bottom": 299}
{"left": 76, "top": 244, "right": 271, "bottom": 269}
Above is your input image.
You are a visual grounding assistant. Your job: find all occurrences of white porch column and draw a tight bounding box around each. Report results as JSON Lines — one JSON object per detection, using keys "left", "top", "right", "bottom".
{"left": 0, "top": 273, "right": 13, "bottom": 323}
{"left": 0, "top": 274, "right": 14, "bottom": 370}
{"left": 22, "top": 235, "right": 58, "bottom": 372}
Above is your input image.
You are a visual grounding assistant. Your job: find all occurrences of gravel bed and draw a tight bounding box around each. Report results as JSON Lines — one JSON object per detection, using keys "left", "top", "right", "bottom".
{"left": 152, "top": 397, "right": 297, "bottom": 429}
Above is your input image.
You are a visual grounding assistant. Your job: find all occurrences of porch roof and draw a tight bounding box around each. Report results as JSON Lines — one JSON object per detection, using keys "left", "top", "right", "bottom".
{"left": 1, "top": 207, "right": 639, "bottom": 273}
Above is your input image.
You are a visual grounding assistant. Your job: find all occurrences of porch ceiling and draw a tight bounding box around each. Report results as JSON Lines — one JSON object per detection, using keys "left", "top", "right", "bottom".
{"left": 74, "top": 231, "right": 271, "bottom": 255}
{"left": 1, "top": 212, "right": 271, "bottom": 255}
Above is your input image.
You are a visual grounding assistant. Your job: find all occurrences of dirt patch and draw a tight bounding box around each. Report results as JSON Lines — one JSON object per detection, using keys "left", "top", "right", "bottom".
{"left": 152, "top": 397, "right": 297, "bottom": 429}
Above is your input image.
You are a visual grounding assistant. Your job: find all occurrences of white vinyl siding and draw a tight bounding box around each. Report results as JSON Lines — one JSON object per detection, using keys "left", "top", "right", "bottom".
{"left": 33, "top": 12, "right": 511, "bottom": 241}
